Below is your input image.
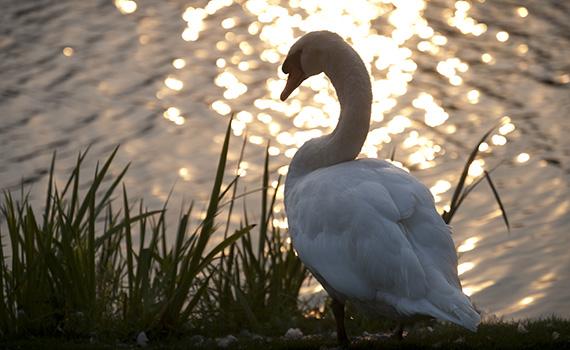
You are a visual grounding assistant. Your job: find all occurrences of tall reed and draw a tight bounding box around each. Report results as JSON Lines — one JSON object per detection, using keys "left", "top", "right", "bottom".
{"left": 442, "top": 121, "right": 509, "bottom": 231}
{"left": 0, "top": 117, "right": 254, "bottom": 337}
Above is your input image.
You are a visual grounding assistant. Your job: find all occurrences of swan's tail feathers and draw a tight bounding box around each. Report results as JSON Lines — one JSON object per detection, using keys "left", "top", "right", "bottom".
{"left": 428, "top": 302, "right": 480, "bottom": 332}
{"left": 451, "top": 304, "right": 481, "bottom": 332}
{"left": 396, "top": 296, "right": 480, "bottom": 332}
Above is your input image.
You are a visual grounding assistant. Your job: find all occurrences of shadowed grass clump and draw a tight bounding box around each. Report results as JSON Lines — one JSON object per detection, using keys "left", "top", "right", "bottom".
{"left": 0, "top": 118, "right": 255, "bottom": 338}
{"left": 194, "top": 134, "right": 309, "bottom": 336}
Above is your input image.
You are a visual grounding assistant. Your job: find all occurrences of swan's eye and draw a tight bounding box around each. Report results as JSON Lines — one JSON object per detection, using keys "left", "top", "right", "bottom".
{"left": 282, "top": 61, "right": 291, "bottom": 74}
{"left": 282, "top": 49, "right": 303, "bottom": 75}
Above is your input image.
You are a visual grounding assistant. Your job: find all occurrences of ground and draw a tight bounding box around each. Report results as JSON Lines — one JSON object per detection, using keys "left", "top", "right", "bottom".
{"left": 2, "top": 318, "right": 569, "bottom": 350}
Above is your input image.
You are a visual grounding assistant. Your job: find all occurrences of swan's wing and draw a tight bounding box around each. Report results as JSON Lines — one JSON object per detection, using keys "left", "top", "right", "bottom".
{"left": 286, "top": 160, "right": 478, "bottom": 328}
{"left": 287, "top": 160, "right": 433, "bottom": 299}
{"left": 357, "top": 160, "right": 462, "bottom": 290}
{"left": 290, "top": 172, "right": 425, "bottom": 297}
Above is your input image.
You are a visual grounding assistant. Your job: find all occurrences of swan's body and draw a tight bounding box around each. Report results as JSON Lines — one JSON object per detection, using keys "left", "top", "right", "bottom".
{"left": 287, "top": 159, "right": 479, "bottom": 327}
{"left": 280, "top": 31, "right": 479, "bottom": 343}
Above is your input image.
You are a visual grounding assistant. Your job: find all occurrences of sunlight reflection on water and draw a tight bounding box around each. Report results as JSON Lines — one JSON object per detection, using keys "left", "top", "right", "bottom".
{"left": 168, "top": 0, "right": 523, "bottom": 219}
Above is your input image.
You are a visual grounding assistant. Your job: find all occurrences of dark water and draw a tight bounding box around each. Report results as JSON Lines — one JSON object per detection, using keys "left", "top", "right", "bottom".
{"left": 1, "top": 0, "right": 569, "bottom": 319}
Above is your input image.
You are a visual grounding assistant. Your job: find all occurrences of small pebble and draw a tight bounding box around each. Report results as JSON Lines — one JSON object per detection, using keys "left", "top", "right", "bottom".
{"left": 454, "top": 336, "right": 465, "bottom": 343}
{"left": 331, "top": 331, "right": 337, "bottom": 339}
{"left": 190, "top": 335, "right": 205, "bottom": 345}
{"left": 251, "top": 334, "right": 264, "bottom": 341}
{"left": 362, "top": 331, "right": 372, "bottom": 338}
{"left": 136, "top": 331, "right": 149, "bottom": 347}
{"left": 216, "top": 334, "right": 238, "bottom": 348}
{"left": 284, "top": 328, "right": 304, "bottom": 340}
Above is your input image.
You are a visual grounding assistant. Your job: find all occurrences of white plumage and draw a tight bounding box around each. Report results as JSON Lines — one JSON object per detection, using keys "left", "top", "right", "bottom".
{"left": 286, "top": 159, "right": 479, "bottom": 330}
{"left": 279, "top": 31, "right": 480, "bottom": 341}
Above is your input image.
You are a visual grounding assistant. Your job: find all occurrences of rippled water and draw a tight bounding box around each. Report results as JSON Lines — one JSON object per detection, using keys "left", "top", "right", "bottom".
{"left": 1, "top": 0, "right": 569, "bottom": 319}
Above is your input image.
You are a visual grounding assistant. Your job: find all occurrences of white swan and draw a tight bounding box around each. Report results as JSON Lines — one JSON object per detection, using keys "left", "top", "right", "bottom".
{"left": 280, "top": 31, "right": 480, "bottom": 345}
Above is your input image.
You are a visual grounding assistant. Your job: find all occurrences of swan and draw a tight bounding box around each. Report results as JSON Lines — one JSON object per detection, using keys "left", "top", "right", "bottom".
{"left": 280, "top": 31, "right": 480, "bottom": 345}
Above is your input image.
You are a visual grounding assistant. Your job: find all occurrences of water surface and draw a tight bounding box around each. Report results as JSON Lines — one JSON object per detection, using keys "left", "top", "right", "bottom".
{"left": 1, "top": 0, "right": 569, "bottom": 319}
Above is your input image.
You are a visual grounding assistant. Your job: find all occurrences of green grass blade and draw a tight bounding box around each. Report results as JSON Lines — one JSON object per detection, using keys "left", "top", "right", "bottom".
{"left": 166, "top": 212, "right": 190, "bottom": 298}
{"left": 222, "top": 126, "right": 248, "bottom": 241}
{"left": 60, "top": 146, "right": 90, "bottom": 198}
{"left": 122, "top": 185, "right": 135, "bottom": 300}
{"left": 444, "top": 121, "right": 503, "bottom": 224}
{"left": 178, "top": 275, "right": 212, "bottom": 323}
{"left": 218, "top": 176, "right": 240, "bottom": 202}
{"left": 42, "top": 152, "right": 56, "bottom": 233}
{"left": 138, "top": 199, "right": 147, "bottom": 262}
{"left": 94, "top": 210, "right": 163, "bottom": 248}
{"left": 87, "top": 181, "right": 96, "bottom": 314}
{"left": 68, "top": 153, "right": 82, "bottom": 222}
{"left": 194, "top": 224, "right": 255, "bottom": 274}
{"left": 90, "top": 162, "right": 131, "bottom": 227}
{"left": 234, "top": 285, "right": 259, "bottom": 328}
{"left": 71, "top": 146, "right": 120, "bottom": 230}
{"left": 191, "top": 114, "right": 234, "bottom": 270}
{"left": 484, "top": 170, "right": 510, "bottom": 232}
{"left": 266, "top": 175, "right": 281, "bottom": 229}
{"left": 445, "top": 164, "right": 500, "bottom": 223}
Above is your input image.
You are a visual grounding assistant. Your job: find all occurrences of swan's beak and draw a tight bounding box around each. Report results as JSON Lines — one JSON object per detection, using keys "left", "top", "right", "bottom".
{"left": 280, "top": 67, "right": 306, "bottom": 101}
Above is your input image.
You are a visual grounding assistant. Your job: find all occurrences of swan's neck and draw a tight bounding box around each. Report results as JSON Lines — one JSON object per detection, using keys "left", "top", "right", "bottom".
{"left": 287, "top": 45, "right": 372, "bottom": 186}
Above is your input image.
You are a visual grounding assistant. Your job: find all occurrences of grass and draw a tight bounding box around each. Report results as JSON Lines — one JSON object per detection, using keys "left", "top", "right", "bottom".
{"left": 2, "top": 318, "right": 568, "bottom": 349}
{"left": 0, "top": 118, "right": 257, "bottom": 339}
{"left": 0, "top": 116, "right": 308, "bottom": 342}
{"left": 202, "top": 141, "right": 308, "bottom": 335}
{"left": 0, "top": 116, "right": 563, "bottom": 348}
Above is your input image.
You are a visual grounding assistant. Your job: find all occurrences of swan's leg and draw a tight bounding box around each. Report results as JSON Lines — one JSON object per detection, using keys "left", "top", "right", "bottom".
{"left": 391, "top": 322, "right": 404, "bottom": 340}
{"left": 331, "top": 298, "right": 349, "bottom": 346}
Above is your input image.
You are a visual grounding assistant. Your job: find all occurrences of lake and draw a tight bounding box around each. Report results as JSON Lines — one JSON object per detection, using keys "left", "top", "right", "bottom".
{"left": 0, "top": 0, "right": 569, "bottom": 320}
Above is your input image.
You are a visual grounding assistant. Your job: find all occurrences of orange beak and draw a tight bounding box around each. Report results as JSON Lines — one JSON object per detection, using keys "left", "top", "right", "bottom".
{"left": 280, "top": 66, "right": 306, "bottom": 101}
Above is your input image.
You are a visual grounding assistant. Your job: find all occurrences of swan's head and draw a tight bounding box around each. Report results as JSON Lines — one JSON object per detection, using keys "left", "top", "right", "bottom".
{"left": 280, "top": 31, "right": 344, "bottom": 101}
